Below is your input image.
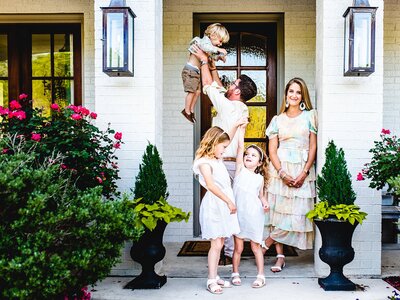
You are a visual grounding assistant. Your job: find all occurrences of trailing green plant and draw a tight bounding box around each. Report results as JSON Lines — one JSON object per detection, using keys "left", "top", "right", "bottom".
{"left": 133, "top": 143, "right": 169, "bottom": 204}
{"left": 307, "top": 140, "right": 367, "bottom": 223}
{"left": 0, "top": 140, "right": 142, "bottom": 299}
{"left": 0, "top": 94, "right": 122, "bottom": 199}
{"left": 131, "top": 196, "right": 190, "bottom": 231}
{"left": 387, "top": 175, "right": 400, "bottom": 197}
{"left": 306, "top": 201, "right": 367, "bottom": 225}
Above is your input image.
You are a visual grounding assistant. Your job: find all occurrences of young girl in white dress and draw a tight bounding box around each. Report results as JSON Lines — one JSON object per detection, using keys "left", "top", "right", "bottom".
{"left": 231, "top": 125, "right": 270, "bottom": 288}
{"left": 193, "top": 126, "right": 242, "bottom": 295}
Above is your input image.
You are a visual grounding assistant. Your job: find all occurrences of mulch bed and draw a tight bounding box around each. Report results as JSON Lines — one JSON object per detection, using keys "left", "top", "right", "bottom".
{"left": 383, "top": 276, "right": 400, "bottom": 290}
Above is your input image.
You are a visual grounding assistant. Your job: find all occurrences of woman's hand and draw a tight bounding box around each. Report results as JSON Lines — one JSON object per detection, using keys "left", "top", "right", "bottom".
{"left": 227, "top": 201, "right": 237, "bottom": 214}
{"left": 293, "top": 172, "right": 307, "bottom": 188}
{"left": 282, "top": 174, "right": 295, "bottom": 187}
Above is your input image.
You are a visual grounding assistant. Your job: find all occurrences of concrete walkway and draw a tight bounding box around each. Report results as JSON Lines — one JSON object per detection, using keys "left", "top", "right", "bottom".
{"left": 91, "top": 243, "right": 400, "bottom": 300}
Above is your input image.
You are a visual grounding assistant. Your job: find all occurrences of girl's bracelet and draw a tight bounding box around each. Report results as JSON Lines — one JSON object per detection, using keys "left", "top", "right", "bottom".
{"left": 281, "top": 173, "right": 287, "bottom": 180}
{"left": 277, "top": 168, "right": 284, "bottom": 177}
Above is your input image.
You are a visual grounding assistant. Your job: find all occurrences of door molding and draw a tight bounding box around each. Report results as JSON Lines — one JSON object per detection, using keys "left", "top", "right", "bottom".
{"left": 192, "top": 13, "right": 284, "bottom": 237}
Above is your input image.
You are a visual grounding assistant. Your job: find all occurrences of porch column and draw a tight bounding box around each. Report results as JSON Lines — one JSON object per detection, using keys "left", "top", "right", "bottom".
{"left": 315, "top": 0, "right": 384, "bottom": 276}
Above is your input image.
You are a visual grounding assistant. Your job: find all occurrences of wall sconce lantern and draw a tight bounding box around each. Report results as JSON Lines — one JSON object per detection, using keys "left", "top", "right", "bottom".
{"left": 101, "top": 0, "right": 136, "bottom": 77}
{"left": 343, "top": 0, "right": 377, "bottom": 76}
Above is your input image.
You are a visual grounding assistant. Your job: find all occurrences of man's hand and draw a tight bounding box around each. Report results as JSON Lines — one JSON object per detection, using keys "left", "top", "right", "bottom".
{"left": 191, "top": 44, "right": 208, "bottom": 62}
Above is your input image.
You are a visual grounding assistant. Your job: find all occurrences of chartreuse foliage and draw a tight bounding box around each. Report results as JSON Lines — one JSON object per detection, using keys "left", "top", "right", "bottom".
{"left": 0, "top": 145, "right": 142, "bottom": 299}
{"left": 306, "top": 140, "right": 367, "bottom": 224}
{"left": 132, "top": 197, "right": 190, "bottom": 231}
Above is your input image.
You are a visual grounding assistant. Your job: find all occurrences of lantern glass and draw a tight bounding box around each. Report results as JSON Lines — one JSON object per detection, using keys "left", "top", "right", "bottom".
{"left": 128, "top": 12, "right": 133, "bottom": 74}
{"left": 353, "top": 12, "right": 372, "bottom": 68}
{"left": 106, "top": 12, "right": 124, "bottom": 69}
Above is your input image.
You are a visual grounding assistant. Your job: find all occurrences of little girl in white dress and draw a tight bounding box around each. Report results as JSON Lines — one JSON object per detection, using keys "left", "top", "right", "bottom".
{"left": 231, "top": 125, "right": 270, "bottom": 288}
{"left": 193, "top": 126, "right": 241, "bottom": 295}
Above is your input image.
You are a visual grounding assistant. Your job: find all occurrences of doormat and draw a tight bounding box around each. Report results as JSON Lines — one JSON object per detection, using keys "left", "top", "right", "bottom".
{"left": 177, "top": 240, "right": 297, "bottom": 257}
{"left": 383, "top": 276, "right": 400, "bottom": 290}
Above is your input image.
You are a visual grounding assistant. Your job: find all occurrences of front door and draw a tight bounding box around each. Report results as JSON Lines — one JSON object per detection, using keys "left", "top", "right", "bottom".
{"left": 194, "top": 18, "right": 279, "bottom": 236}
{"left": 0, "top": 24, "right": 82, "bottom": 111}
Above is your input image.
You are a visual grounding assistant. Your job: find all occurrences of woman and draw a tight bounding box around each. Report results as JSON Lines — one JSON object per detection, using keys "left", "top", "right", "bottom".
{"left": 263, "top": 77, "right": 317, "bottom": 272}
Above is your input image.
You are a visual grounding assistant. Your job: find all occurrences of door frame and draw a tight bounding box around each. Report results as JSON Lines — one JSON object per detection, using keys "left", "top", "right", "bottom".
{"left": 192, "top": 13, "right": 285, "bottom": 237}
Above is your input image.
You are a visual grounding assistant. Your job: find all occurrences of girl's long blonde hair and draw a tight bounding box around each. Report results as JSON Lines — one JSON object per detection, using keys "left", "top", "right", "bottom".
{"left": 195, "top": 126, "right": 230, "bottom": 159}
{"left": 245, "top": 144, "right": 270, "bottom": 189}
{"left": 279, "top": 77, "right": 313, "bottom": 114}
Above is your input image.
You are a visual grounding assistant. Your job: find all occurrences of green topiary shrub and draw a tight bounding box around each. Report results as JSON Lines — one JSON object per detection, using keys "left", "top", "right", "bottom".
{"left": 0, "top": 140, "right": 142, "bottom": 299}
{"left": 307, "top": 140, "right": 367, "bottom": 224}
{"left": 133, "top": 143, "right": 169, "bottom": 204}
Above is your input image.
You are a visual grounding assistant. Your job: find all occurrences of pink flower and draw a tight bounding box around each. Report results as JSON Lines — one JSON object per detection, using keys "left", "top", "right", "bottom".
{"left": 61, "top": 164, "right": 67, "bottom": 169}
{"left": 80, "top": 107, "right": 90, "bottom": 116}
{"left": 96, "top": 176, "right": 103, "bottom": 183}
{"left": 114, "top": 132, "right": 122, "bottom": 140}
{"left": 18, "top": 93, "right": 28, "bottom": 100}
{"left": 356, "top": 172, "right": 365, "bottom": 181}
{"left": 111, "top": 162, "right": 118, "bottom": 169}
{"left": 31, "top": 133, "right": 41, "bottom": 142}
{"left": 90, "top": 112, "right": 97, "bottom": 119}
{"left": 113, "top": 142, "right": 121, "bottom": 149}
{"left": 50, "top": 103, "right": 60, "bottom": 111}
{"left": 71, "top": 113, "right": 82, "bottom": 120}
{"left": 9, "top": 110, "right": 26, "bottom": 120}
{"left": 9, "top": 100, "right": 22, "bottom": 110}
{"left": 2, "top": 148, "right": 9, "bottom": 154}
{"left": 0, "top": 106, "right": 9, "bottom": 115}
{"left": 381, "top": 128, "right": 391, "bottom": 135}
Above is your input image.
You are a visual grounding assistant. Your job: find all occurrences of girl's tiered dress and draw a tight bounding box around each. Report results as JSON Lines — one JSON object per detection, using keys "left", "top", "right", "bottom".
{"left": 265, "top": 109, "right": 318, "bottom": 250}
{"left": 193, "top": 157, "right": 240, "bottom": 240}
{"left": 233, "top": 167, "right": 264, "bottom": 244}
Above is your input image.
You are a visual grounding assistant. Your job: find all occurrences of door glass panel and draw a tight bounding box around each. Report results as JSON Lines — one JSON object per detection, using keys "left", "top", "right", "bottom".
{"left": 32, "top": 34, "right": 51, "bottom": 77}
{"left": 32, "top": 79, "right": 52, "bottom": 116}
{"left": 218, "top": 70, "right": 236, "bottom": 90}
{"left": 0, "top": 80, "right": 8, "bottom": 107}
{"left": 246, "top": 106, "right": 266, "bottom": 139}
{"left": 216, "top": 33, "right": 238, "bottom": 67}
{"left": 241, "top": 33, "right": 267, "bottom": 66}
{"left": 54, "top": 34, "right": 73, "bottom": 77}
{"left": 54, "top": 79, "right": 74, "bottom": 107}
{"left": 241, "top": 70, "right": 266, "bottom": 103}
{"left": 0, "top": 34, "right": 7, "bottom": 77}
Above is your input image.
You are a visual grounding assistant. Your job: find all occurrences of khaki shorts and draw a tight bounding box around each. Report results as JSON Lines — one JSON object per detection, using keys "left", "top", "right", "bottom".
{"left": 181, "top": 66, "right": 200, "bottom": 93}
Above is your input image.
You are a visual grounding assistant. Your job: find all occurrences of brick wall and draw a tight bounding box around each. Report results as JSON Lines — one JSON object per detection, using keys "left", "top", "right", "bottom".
{"left": 315, "top": 0, "right": 383, "bottom": 276}
{"left": 384, "top": 0, "right": 400, "bottom": 136}
{"left": 163, "top": 0, "right": 316, "bottom": 243}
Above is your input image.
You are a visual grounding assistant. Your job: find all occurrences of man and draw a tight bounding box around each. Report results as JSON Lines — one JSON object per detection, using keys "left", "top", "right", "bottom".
{"left": 192, "top": 45, "right": 257, "bottom": 265}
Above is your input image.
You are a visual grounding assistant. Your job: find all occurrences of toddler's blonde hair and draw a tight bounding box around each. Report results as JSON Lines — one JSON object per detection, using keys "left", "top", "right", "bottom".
{"left": 195, "top": 126, "right": 230, "bottom": 159}
{"left": 204, "top": 23, "right": 230, "bottom": 44}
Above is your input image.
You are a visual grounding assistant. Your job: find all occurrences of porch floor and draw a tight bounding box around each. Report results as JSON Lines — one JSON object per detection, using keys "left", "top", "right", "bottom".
{"left": 91, "top": 242, "right": 400, "bottom": 300}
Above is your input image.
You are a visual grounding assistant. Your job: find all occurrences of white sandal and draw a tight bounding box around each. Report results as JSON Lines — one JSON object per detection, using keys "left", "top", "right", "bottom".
{"left": 216, "top": 275, "right": 232, "bottom": 288}
{"left": 206, "top": 279, "right": 223, "bottom": 294}
{"left": 230, "top": 272, "right": 241, "bottom": 286}
{"left": 270, "top": 254, "right": 286, "bottom": 272}
{"left": 252, "top": 274, "right": 266, "bottom": 288}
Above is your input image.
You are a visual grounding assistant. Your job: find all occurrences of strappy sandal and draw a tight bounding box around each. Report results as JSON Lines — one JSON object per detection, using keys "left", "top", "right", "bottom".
{"left": 252, "top": 274, "right": 266, "bottom": 288}
{"left": 216, "top": 275, "right": 232, "bottom": 288}
{"left": 271, "top": 254, "right": 286, "bottom": 272}
{"left": 230, "top": 272, "right": 241, "bottom": 286}
{"left": 206, "top": 279, "right": 223, "bottom": 294}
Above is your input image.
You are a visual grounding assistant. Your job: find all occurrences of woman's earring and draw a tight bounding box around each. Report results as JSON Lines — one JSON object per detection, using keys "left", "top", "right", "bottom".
{"left": 285, "top": 100, "right": 289, "bottom": 108}
{"left": 300, "top": 101, "right": 306, "bottom": 111}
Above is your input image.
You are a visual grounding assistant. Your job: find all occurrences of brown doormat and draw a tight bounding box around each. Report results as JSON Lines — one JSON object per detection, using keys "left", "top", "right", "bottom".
{"left": 177, "top": 240, "right": 297, "bottom": 257}
{"left": 383, "top": 276, "right": 400, "bottom": 290}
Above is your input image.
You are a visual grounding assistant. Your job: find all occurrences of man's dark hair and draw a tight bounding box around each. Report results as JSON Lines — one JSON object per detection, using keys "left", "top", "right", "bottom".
{"left": 238, "top": 74, "right": 257, "bottom": 102}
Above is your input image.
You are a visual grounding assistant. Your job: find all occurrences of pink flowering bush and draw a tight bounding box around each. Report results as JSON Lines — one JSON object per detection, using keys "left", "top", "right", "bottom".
{"left": 357, "top": 128, "right": 400, "bottom": 192}
{"left": 0, "top": 94, "right": 122, "bottom": 198}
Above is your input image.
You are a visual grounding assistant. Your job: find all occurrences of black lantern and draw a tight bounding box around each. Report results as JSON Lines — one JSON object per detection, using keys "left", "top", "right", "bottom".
{"left": 343, "top": 0, "right": 377, "bottom": 76}
{"left": 101, "top": 0, "right": 136, "bottom": 77}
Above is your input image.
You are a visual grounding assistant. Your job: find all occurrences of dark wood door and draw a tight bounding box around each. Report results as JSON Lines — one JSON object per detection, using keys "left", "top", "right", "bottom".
{"left": 0, "top": 24, "right": 82, "bottom": 111}
{"left": 200, "top": 22, "right": 277, "bottom": 154}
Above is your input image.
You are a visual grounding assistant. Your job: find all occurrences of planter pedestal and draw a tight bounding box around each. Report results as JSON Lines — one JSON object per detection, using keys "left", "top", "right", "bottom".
{"left": 124, "top": 221, "right": 167, "bottom": 289}
{"left": 315, "top": 218, "right": 358, "bottom": 291}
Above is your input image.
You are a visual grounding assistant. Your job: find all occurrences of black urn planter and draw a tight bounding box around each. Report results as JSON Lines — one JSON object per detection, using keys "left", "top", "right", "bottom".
{"left": 315, "top": 218, "right": 358, "bottom": 291}
{"left": 124, "top": 221, "right": 167, "bottom": 289}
